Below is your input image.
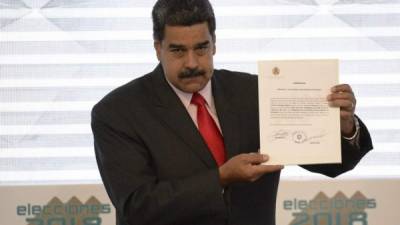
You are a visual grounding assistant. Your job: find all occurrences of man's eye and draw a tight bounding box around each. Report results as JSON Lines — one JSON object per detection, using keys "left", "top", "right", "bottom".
{"left": 169, "top": 49, "right": 185, "bottom": 57}
{"left": 198, "top": 46, "right": 208, "bottom": 50}
{"left": 171, "top": 49, "right": 183, "bottom": 53}
{"left": 195, "top": 46, "right": 209, "bottom": 55}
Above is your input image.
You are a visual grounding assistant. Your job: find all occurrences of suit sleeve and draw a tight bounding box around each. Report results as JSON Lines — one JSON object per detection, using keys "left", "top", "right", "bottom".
{"left": 301, "top": 115, "right": 373, "bottom": 177}
{"left": 91, "top": 104, "right": 227, "bottom": 225}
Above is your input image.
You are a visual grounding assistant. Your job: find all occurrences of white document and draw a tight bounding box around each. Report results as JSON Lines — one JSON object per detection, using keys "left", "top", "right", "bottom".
{"left": 258, "top": 59, "right": 341, "bottom": 165}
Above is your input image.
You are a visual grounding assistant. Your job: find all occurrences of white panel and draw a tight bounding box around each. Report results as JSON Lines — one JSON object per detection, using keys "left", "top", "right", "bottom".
{"left": 0, "top": 0, "right": 399, "bottom": 184}
{"left": 0, "top": 147, "right": 94, "bottom": 158}
{"left": 1, "top": 27, "right": 399, "bottom": 42}
{"left": 0, "top": 102, "right": 95, "bottom": 112}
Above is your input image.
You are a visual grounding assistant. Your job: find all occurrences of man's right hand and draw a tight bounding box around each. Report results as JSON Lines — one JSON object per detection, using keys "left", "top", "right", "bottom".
{"left": 218, "top": 153, "right": 284, "bottom": 187}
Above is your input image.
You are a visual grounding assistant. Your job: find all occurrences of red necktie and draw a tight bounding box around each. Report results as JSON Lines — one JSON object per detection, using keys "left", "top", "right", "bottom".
{"left": 191, "top": 93, "right": 226, "bottom": 166}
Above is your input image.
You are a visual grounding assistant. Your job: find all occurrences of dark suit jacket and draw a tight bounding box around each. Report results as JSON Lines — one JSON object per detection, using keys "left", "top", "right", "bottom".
{"left": 91, "top": 65, "right": 373, "bottom": 225}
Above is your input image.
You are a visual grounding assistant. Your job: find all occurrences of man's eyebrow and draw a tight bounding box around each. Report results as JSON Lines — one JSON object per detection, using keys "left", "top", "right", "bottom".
{"left": 168, "top": 44, "right": 185, "bottom": 49}
{"left": 168, "top": 41, "right": 210, "bottom": 49}
{"left": 195, "top": 41, "right": 210, "bottom": 47}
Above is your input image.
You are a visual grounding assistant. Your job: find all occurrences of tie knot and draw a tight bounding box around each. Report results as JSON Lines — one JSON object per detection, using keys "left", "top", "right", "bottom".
{"left": 191, "top": 92, "right": 206, "bottom": 107}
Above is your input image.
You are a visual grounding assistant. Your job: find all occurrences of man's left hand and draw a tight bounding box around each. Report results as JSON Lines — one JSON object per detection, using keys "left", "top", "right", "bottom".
{"left": 327, "top": 84, "right": 356, "bottom": 136}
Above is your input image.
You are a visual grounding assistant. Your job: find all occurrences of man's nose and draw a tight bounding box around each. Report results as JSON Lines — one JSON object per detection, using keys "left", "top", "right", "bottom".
{"left": 184, "top": 50, "right": 199, "bottom": 69}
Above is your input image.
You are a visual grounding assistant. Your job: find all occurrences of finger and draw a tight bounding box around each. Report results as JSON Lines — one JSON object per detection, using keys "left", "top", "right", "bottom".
{"left": 327, "top": 92, "right": 354, "bottom": 101}
{"left": 252, "top": 165, "right": 284, "bottom": 175}
{"left": 244, "top": 153, "right": 269, "bottom": 164}
{"left": 331, "top": 84, "right": 353, "bottom": 94}
{"left": 328, "top": 99, "right": 355, "bottom": 111}
{"left": 340, "top": 111, "right": 354, "bottom": 120}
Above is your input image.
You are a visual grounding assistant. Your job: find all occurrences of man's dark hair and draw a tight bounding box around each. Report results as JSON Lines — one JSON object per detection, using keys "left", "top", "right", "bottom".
{"left": 152, "top": 0, "right": 216, "bottom": 41}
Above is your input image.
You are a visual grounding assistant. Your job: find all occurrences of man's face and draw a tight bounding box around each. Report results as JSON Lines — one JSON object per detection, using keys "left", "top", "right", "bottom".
{"left": 154, "top": 22, "right": 216, "bottom": 93}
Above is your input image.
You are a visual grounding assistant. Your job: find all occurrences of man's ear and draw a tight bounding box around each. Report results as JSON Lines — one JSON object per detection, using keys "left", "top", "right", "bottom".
{"left": 154, "top": 41, "right": 162, "bottom": 61}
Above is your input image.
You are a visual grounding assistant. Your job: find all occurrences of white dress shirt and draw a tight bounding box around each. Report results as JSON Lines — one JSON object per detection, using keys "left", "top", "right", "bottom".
{"left": 167, "top": 80, "right": 222, "bottom": 132}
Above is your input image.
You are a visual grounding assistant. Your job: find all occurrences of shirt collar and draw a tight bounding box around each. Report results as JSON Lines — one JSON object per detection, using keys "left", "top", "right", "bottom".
{"left": 167, "top": 79, "right": 214, "bottom": 110}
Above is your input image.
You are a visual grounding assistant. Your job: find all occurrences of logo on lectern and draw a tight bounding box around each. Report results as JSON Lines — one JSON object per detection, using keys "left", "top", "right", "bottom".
{"left": 17, "top": 196, "right": 112, "bottom": 225}
{"left": 284, "top": 191, "right": 377, "bottom": 225}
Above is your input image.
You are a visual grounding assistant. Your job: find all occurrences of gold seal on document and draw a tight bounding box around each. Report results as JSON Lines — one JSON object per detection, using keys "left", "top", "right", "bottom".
{"left": 272, "top": 67, "right": 280, "bottom": 76}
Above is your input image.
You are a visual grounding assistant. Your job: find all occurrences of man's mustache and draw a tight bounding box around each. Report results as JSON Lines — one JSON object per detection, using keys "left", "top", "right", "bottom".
{"left": 178, "top": 68, "right": 206, "bottom": 79}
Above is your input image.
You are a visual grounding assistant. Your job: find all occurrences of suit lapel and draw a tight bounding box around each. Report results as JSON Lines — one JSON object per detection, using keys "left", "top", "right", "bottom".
{"left": 150, "top": 65, "right": 217, "bottom": 168}
{"left": 212, "top": 71, "right": 242, "bottom": 160}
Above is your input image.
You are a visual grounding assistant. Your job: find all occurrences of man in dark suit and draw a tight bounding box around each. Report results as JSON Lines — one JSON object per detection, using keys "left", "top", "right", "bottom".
{"left": 91, "top": 1, "right": 373, "bottom": 225}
